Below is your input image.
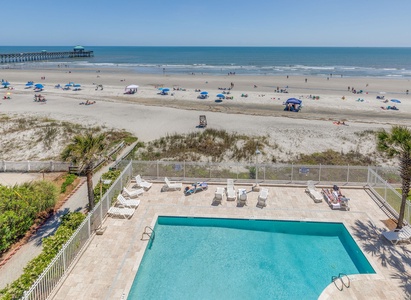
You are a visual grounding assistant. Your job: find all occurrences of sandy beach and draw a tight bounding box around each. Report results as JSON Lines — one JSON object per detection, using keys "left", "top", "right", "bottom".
{"left": 1, "top": 67, "right": 410, "bottom": 164}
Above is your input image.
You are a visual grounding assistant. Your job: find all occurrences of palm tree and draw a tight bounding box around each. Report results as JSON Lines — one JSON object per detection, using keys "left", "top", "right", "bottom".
{"left": 377, "top": 125, "right": 411, "bottom": 229}
{"left": 61, "top": 133, "right": 107, "bottom": 211}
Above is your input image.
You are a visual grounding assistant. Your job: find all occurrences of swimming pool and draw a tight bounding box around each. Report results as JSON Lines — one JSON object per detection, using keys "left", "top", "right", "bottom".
{"left": 128, "top": 217, "right": 375, "bottom": 300}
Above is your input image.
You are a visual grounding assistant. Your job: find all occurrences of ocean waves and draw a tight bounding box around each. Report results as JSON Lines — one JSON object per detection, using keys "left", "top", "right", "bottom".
{"left": 2, "top": 46, "right": 411, "bottom": 78}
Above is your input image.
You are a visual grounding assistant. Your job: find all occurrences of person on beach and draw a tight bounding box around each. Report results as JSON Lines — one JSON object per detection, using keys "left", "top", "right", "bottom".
{"left": 305, "top": 78, "right": 307, "bottom": 83}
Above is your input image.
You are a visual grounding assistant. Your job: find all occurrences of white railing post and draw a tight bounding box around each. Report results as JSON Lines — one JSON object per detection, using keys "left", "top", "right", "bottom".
{"left": 27, "top": 160, "right": 30, "bottom": 172}
{"left": 87, "top": 216, "right": 91, "bottom": 236}
{"left": 63, "top": 245, "right": 67, "bottom": 271}
{"left": 183, "top": 160, "right": 186, "bottom": 180}
{"left": 346, "top": 165, "right": 350, "bottom": 183}
{"left": 157, "top": 161, "right": 159, "bottom": 179}
{"left": 384, "top": 180, "right": 388, "bottom": 203}
{"left": 367, "top": 166, "right": 370, "bottom": 185}
{"left": 291, "top": 163, "right": 294, "bottom": 182}
{"left": 319, "top": 164, "right": 322, "bottom": 183}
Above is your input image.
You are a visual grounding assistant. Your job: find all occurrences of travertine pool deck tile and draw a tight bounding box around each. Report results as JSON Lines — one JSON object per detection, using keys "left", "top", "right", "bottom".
{"left": 51, "top": 183, "right": 411, "bottom": 299}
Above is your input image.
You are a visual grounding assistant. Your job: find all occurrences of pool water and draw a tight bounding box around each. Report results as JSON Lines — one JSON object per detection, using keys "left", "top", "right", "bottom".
{"left": 128, "top": 217, "right": 374, "bottom": 300}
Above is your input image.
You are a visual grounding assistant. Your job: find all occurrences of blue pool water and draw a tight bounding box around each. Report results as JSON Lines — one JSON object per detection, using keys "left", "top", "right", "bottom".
{"left": 128, "top": 217, "right": 375, "bottom": 300}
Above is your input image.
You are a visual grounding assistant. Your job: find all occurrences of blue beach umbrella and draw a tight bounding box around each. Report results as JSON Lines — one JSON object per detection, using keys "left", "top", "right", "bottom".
{"left": 34, "top": 83, "right": 44, "bottom": 89}
{"left": 2, "top": 81, "right": 10, "bottom": 86}
{"left": 25, "top": 82, "right": 33, "bottom": 87}
{"left": 162, "top": 88, "right": 170, "bottom": 92}
{"left": 74, "top": 84, "right": 81, "bottom": 87}
{"left": 65, "top": 83, "right": 71, "bottom": 87}
{"left": 216, "top": 93, "right": 225, "bottom": 99}
{"left": 285, "top": 98, "right": 302, "bottom": 104}
{"left": 391, "top": 99, "right": 401, "bottom": 103}
{"left": 200, "top": 91, "right": 208, "bottom": 95}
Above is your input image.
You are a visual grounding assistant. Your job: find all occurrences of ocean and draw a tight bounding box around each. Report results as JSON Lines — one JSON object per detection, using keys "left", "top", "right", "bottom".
{"left": 1, "top": 46, "right": 411, "bottom": 78}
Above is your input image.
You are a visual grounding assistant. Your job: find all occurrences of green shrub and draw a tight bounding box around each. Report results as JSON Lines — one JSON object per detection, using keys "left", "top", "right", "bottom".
{"left": 0, "top": 212, "right": 85, "bottom": 300}
{"left": 0, "top": 181, "right": 58, "bottom": 254}
{"left": 93, "top": 169, "right": 121, "bottom": 203}
{"left": 60, "top": 174, "right": 77, "bottom": 194}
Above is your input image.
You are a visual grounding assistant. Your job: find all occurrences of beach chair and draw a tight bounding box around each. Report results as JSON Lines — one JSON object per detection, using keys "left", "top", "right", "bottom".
{"left": 199, "top": 115, "right": 207, "bottom": 128}
{"left": 165, "top": 177, "right": 183, "bottom": 190}
{"left": 135, "top": 175, "right": 152, "bottom": 190}
{"left": 382, "top": 225, "right": 411, "bottom": 245}
{"left": 237, "top": 188, "right": 247, "bottom": 206}
{"left": 117, "top": 194, "right": 140, "bottom": 208}
{"left": 226, "top": 179, "right": 236, "bottom": 201}
{"left": 305, "top": 181, "right": 323, "bottom": 203}
{"left": 321, "top": 189, "right": 341, "bottom": 210}
{"left": 123, "top": 187, "right": 144, "bottom": 198}
{"left": 257, "top": 188, "right": 269, "bottom": 208}
{"left": 107, "top": 207, "right": 135, "bottom": 219}
{"left": 214, "top": 187, "right": 225, "bottom": 203}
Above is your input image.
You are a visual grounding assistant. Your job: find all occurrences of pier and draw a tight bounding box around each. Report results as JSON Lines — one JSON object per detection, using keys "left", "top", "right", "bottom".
{"left": 0, "top": 45, "right": 93, "bottom": 64}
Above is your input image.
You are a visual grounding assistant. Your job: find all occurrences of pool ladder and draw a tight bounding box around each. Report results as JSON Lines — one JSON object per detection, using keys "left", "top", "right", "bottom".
{"left": 141, "top": 226, "right": 155, "bottom": 241}
{"left": 332, "top": 273, "right": 350, "bottom": 291}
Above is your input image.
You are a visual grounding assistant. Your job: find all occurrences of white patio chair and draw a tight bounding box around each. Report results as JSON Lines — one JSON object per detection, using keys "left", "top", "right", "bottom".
{"left": 165, "top": 177, "right": 183, "bottom": 190}
{"left": 123, "top": 187, "right": 144, "bottom": 198}
{"left": 117, "top": 194, "right": 140, "bottom": 208}
{"left": 107, "top": 207, "right": 135, "bottom": 219}
{"left": 257, "top": 188, "right": 268, "bottom": 208}
{"left": 135, "top": 175, "right": 152, "bottom": 190}
{"left": 382, "top": 225, "right": 411, "bottom": 245}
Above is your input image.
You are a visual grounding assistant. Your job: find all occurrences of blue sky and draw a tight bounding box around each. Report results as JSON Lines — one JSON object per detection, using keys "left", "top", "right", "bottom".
{"left": 4, "top": 0, "right": 411, "bottom": 46}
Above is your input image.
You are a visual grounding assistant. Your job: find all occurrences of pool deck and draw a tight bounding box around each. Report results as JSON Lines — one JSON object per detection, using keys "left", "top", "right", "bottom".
{"left": 50, "top": 183, "right": 411, "bottom": 300}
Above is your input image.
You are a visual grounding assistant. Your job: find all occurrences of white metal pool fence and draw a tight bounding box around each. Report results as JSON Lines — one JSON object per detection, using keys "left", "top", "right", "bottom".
{"left": 0, "top": 161, "right": 70, "bottom": 173}
{"left": 21, "top": 162, "right": 133, "bottom": 300}
{"left": 129, "top": 160, "right": 400, "bottom": 186}
{"left": 367, "top": 168, "right": 410, "bottom": 225}
{"left": 21, "top": 161, "right": 405, "bottom": 300}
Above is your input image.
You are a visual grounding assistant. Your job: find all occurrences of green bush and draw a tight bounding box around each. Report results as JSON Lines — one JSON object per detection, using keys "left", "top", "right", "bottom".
{"left": 93, "top": 169, "right": 121, "bottom": 203}
{"left": 60, "top": 174, "right": 77, "bottom": 194}
{"left": 0, "top": 212, "right": 85, "bottom": 300}
{"left": 0, "top": 181, "right": 58, "bottom": 254}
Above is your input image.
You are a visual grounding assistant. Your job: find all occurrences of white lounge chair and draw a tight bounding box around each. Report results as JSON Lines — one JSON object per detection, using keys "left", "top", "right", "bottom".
{"left": 117, "top": 194, "right": 140, "bottom": 208}
{"left": 226, "top": 179, "right": 236, "bottom": 201}
{"left": 123, "top": 187, "right": 144, "bottom": 198}
{"left": 321, "top": 189, "right": 341, "bottom": 210}
{"left": 215, "top": 187, "right": 225, "bottom": 202}
{"left": 305, "top": 181, "right": 323, "bottom": 203}
{"left": 382, "top": 225, "right": 411, "bottom": 245}
{"left": 257, "top": 188, "right": 268, "bottom": 208}
{"left": 165, "top": 177, "right": 182, "bottom": 190}
{"left": 237, "top": 188, "right": 247, "bottom": 205}
{"left": 107, "top": 207, "right": 135, "bottom": 219}
{"left": 135, "top": 175, "right": 152, "bottom": 190}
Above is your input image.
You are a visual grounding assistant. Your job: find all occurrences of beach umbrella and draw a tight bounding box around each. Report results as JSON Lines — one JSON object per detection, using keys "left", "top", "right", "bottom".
{"left": 2, "top": 82, "right": 10, "bottom": 86}
{"left": 216, "top": 93, "right": 225, "bottom": 99}
{"left": 65, "top": 83, "right": 71, "bottom": 87}
{"left": 74, "top": 84, "right": 81, "bottom": 87}
{"left": 285, "top": 98, "right": 302, "bottom": 104}
{"left": 200, "top": 91, "right": 208, "bottom": 95}
{"left": 126, "top": 84, "right": 139, "bottom": 89}
{"left": 162, "top": 88, "right": 170, "bottom": 92}
{"left": 34, "top": 83, "right": 44, "bottom": 89}
{"left": 391, "top": 99, "right": 401, "bottom": 103}
{"left": 25, "top": 82, "right": 33, "bottom": 86}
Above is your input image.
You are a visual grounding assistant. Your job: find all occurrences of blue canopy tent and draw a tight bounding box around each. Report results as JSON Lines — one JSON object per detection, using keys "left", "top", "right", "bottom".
{"left": 284, "top": 98, "right": 302, "bottom": 112}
